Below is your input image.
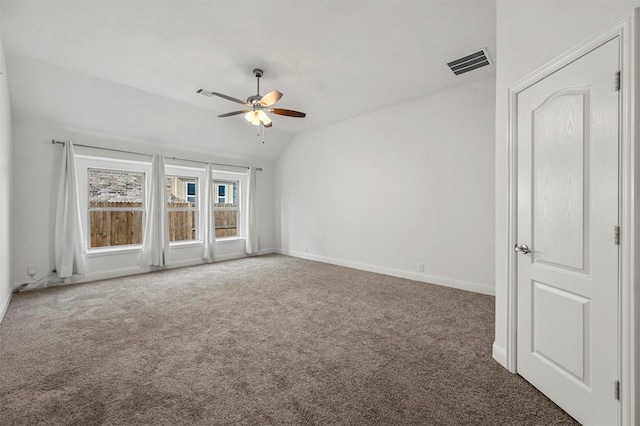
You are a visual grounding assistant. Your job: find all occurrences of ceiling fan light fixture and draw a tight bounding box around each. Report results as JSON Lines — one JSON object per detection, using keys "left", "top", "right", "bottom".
{"left": 244, "top": 111, "right": 262, "bottom": 126}
{"left": 258, "top": 110, "right": 271, "bottom": 125}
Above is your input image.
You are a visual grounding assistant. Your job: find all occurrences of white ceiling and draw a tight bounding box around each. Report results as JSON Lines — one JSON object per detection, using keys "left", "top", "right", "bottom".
{"left": 0, "top": 0, "right": 496, "bottom": 161}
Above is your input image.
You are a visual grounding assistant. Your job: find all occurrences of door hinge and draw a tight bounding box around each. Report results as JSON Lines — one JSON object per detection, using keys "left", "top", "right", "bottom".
{"left": 614, "top": 226, "right": 621, "bottom": 245}
{"left": 615, "top": 380, "right": 621, "bottom": 400}
{"left": 615, "top": 71, "right": 621, "bottom": 91}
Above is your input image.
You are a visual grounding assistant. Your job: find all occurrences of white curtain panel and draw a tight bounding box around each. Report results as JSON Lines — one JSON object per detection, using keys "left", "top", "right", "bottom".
{"left": 245, "top": 166, "right": 259, "bottom": 255}
{"left": 138, "top": 154, "right": 170, "bottom": 267}
{"left": 201, "top": 163, "right": 216, "bottom": 261}
{"left": 54, "top": 141, "right": 88, "bottom": 278}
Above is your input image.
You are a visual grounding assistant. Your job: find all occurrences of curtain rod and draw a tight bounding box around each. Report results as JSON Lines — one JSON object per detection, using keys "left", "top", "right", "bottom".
{"left": 51, "top": 139, "right": 262, "bottom": 171}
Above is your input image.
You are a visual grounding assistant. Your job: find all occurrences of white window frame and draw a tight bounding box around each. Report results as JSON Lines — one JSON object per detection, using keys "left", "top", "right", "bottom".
{"left": 76, "top": 154, "right": 152, "bottom": 254}
{"left": 165, "top": 164, "right": 205, "bottom": 246}
{"left": 212, "top": 170, "right": 246, "bottom": 241}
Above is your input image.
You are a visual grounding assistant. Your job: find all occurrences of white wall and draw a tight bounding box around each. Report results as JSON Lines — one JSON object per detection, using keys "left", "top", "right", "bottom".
{"left": 494, "top": 0, "right": 640, "bottom": 365}
{"left": 0, "top": 9, "right": 13, "bottom": 322}
{"left": 8, "top": 56, "right": 277, "bottom": 288}
{"left": 276, "top": 77, "right": 496, "bottom": 294}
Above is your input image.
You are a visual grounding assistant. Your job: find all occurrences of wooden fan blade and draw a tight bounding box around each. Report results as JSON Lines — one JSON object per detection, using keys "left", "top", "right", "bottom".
{"left": 269, "top": 108, "right": 306, "bottom": 118}
{"left": 259, "top": 90, "right": 283, "bottom": 107}
{"left": 218, "top": 110, "right": 249, "bottom": 118}
{"left": 211, "top": 92, "right": 249, "bottom": 106}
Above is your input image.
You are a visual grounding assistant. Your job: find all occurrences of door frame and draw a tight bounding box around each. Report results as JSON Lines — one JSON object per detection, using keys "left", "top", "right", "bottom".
{"left": 505, "top": 10, "right": 638, "bottom": 425}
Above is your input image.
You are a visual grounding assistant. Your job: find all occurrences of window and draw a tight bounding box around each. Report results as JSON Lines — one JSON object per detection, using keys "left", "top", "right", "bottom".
{"left": 75, "top": 153, "right": 245, "bottom": 256}
{"left": 186, "top": 182, "right": 196, "bottom": 203}
{"left": 216, "top": 182, "right": 235, "bottom": 204}
{"left": 213, "top": 171, "right": 246, "bottom": 240}
{"left": 164, "top": 163, "right": 205, "bottom": 245}
{"left": 76, "top": 153, "right": 152, "bottom": 253}
{"left": 166, "top": 175, "right": 199, "bottom": 242}
{"left": 217, "top": 184, "right": 225, "bottom": 203}
{"left": 88, "top": 168, "right": 145, "bottom": 248}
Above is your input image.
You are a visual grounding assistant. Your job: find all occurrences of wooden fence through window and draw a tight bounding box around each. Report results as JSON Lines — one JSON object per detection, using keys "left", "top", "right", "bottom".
{"left": 89, "top": 202, "right": 142, "bottom": 248}
{"left": 215, "top": 210, "right": 238, "bottom": 238}
{"left": 90, "top": 202, "right": 238, "bottom": 247}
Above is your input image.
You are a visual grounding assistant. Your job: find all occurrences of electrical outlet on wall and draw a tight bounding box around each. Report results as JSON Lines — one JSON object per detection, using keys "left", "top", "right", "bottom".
{"left": 27, "top": 266, "right": 37, "bottom": 277}
{"left": 418, "top": 263, "right": 425, "bottom": 272}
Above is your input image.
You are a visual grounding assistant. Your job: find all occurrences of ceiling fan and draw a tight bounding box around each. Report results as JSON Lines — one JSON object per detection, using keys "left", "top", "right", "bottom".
{"left": 197, "top": 68, "right": 306, "bottom": 128}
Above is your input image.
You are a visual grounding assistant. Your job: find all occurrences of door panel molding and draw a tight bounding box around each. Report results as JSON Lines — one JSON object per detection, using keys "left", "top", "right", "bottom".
{"left": 531, "top": 281, "right": 591, "bottom": 384}
{"left": 532, "top": 88, "right": 590, "bottom": 272}
{"left": 503, "top": 10, "right": 639, "bottom": 426}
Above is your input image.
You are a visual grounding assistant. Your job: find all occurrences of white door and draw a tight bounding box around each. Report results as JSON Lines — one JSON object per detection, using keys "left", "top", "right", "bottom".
{"left": 516, "top": 38, "right": 620, "bottom": 425}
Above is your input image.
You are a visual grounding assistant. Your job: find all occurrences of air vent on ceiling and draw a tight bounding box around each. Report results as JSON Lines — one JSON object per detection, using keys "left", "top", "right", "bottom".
{"left": 196, "top": 88, "right": 214, "bottom": 97}
{"left": 447, "top": 48, "right": 492, "bottom": 76}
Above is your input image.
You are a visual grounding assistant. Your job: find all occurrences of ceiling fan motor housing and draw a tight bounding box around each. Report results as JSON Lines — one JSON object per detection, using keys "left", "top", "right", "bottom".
{"left": 247, "top": 95, "right": 262, "bottom": 106}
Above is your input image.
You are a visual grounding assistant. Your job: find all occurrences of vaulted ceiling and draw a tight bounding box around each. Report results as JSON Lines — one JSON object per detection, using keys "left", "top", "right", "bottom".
{"left": 0, "top": 0, "right": 496, "bottom": 161}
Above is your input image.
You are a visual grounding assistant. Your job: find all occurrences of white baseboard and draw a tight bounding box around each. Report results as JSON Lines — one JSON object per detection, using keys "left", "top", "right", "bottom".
{"left": 454, "top": 278, "right": 495, "bottom": 296}
{"left": 492, "top": 342, "right": 508, "bottom": 369}
{"left": 19, "top": 250, "right": 279, "bottom": 290}
{"left": 279, "top": 249, "right": 495, "bottom": 296}
{"left": 65, "top": 266, "right": 153, "bottom": 285}
{"left": 67, "top": 252, "right": 253, "bottom": 284}
{"left": 172, "top": 252, "right": 245, "bottom": 267}
{"left": 0, "top": 290, "right": 12, "bottom": 324}
{"left": 212, "top": 251, "right": 248, "bottom": 262}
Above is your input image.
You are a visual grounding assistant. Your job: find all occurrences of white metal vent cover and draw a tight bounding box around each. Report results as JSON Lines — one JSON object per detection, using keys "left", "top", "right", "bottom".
{"left": 196, "top": 88, "right": 214, "bottom": 97}
{"left": 447, "top": 48, "right": 492, "bottom": 75}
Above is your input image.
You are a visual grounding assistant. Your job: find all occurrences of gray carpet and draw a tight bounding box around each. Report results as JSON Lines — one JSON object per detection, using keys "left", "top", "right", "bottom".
{"left": 0, "top": 254, "right": 577, "bottom": 425}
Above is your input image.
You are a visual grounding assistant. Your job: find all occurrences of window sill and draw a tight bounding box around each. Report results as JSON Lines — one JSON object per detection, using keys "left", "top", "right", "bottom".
{"left": 170, "top": 241, "right": 203, "bottom": 249}
{"left": 87, "top": 246, "right": 142, "bottom": 257}
{"left": 216, "top": 237, "right": 245, "bottom": 245}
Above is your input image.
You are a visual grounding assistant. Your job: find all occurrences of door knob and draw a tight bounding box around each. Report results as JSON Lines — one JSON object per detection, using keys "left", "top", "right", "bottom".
{"left": 514, "top": 244, "right": 531, "bottom": 254}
